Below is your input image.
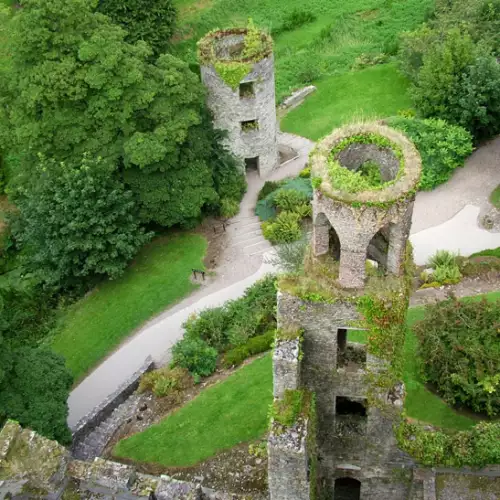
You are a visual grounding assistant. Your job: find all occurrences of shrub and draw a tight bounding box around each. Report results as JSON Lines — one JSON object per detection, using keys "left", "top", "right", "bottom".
{"left": 255, "top": 198, "right": 277, "bottom": 222}
{"left": 222, "top": 330, "right": 275, "bottom": 368}
{"left": 428, "top": 250, "right": 457, "bottom": 269}
{"left": 387, "top": 117, "right": 473, "bottom": 190}
{"left": 274, "top": 189, "right": 309, "bottom": 211}
{"left": 258, "top": 181, "right": 283, "bottom": 201}
{"left": 299, "top": 167, "right": 310, "bottom": 178}
{"left": 220, "top": 198, "right": 240, "bottom": 218}
{"left": 171, "top": 337, "right": 218, "bottom": 378}
{"left": 424, "top": 250, "right": 462, "bottom": 284}
{"left": 181, "top": 276, "right": 277, "bottom": 354}
{"left": 183, "top": 307, "right": 229, "bottom": 351}
{"left": 292, "top": 203, "right": 312, "bottom": 219}
{"left": 274, "top": 9, "right": 316, "bottom": 35}
{"left": 413, "top": 297, "right": 500, "bottom": 416}
{"left": 262, "top": 211, "right": 302, "bottom": 244}
{"left": 138, "top": 366, "right": 193, "bottom": 398}
{"left": 407, "top": 29, "right": 500, "bottom": 140}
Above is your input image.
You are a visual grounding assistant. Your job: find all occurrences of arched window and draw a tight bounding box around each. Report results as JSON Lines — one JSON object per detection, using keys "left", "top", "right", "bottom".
{"left": 367, "top": 224, "right": 390, "bottom": 271}
{"left": 334, "top": 477, "right": 361, "bottom": 500}
{"left": 330, "top": 225, "right": 341, "bottom": 261}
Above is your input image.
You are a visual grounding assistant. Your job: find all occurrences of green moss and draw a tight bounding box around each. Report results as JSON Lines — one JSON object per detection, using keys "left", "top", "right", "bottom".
{"left": 213, "top": 61, "right": 252, "bottom": 89}
{"left": 327, "top": 133, "right": 405, "bottom": 194}
{"left": 275, "top": 326, "right": 304, "bottom": 341}
{"left": 271, "top": 389, "right": 313, "bottom": 429}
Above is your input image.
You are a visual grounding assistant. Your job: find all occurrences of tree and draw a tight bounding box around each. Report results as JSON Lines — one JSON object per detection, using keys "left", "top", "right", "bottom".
{"left": 0, "top": 0, "right": 227, "bottom": 227}
{"left": 410, "top": 29, "right": 500, "bottom": 139}
{"left": 97, "top": 0, "right": 177, "bottom": 56}
{"left": 0, "top": 347, "right": 73, "bottom": 444}
{"left": 12, "top": 155, "right": 151, "bottom": 288}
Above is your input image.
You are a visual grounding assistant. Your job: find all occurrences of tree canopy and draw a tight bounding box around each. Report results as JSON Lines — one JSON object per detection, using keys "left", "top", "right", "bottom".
{"left": 0, "top": 0, "right": 239, "bottom": 227}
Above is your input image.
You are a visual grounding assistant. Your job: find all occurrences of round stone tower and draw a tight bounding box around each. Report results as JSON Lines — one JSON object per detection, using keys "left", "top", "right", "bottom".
{"left": 197, "top": 27, "right": 279, "bottom": 178}
{"left": 310, "top": 122, "right": 421, "bottom": 288}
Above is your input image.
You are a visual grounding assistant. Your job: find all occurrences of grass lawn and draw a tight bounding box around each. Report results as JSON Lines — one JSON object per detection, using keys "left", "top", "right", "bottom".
{"left": 471, "top": 247, "right": 500, "bottom": 259}
{"left": 280, "top": 64, "right": 412, "bottom": 140}
{"left": 113, "top": 352, "right": 273, "bottom": 467}
{"left": 51, "top": 233, "right": 207, "bottom": 383}
{"left": 172, "top": 0, "right": 431, "bottom": 102}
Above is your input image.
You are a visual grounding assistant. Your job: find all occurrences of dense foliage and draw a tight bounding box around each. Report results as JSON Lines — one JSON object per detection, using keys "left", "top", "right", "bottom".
{"left": 399, "top": 0, "right": 500, "bottom": 140}
{"left": 397, "top": 419, "right": 500, "bottom": 467}
{"left": 256, "top": 177, "right": 312, "bottom": 243}
{"left": 386, "top": 117, "right": 473, "bottom": 190}
{"left": 0, "top": 346, "right": 73, "bottom": 444}
{"left": 171, "top": 337, "right": 218, "bottom": 378}
{"left": 11, "top": 156, "right": 151, "bottom": 289}
{"left": 97, "top": 0, "right": 177, "bottom": 56}
{"left": 413, "top": 297, "right": 500, "bottom": 416}
{"left": 0, "top": 0, "right": 240, "bottom": 228}
{"left": 222, "top": 330, "right": 275, "bottom": 368}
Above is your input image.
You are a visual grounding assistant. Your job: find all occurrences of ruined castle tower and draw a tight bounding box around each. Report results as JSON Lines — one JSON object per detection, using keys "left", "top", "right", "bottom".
{"left": 198, "top": 27, "right": 279, "bottom": 178}
{"left": 268, "top": 123, "right": 422, "bottom": 500}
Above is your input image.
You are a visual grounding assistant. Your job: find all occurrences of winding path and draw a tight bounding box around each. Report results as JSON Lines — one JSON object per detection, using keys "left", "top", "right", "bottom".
{"left": 67, "top": 133, "right": 500, "bottom": 427}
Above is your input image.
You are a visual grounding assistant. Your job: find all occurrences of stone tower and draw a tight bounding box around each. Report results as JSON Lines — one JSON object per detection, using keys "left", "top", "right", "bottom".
{"left": 198, "top": 27, "right": 279, "bottom": 178}
{"left": 268, "top": 123, "right": 421, "bottom": 500}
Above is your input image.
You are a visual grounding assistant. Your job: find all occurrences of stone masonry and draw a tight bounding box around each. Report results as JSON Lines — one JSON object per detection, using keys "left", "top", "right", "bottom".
{"left": 199, "top": 29, "right": 279, "bottom": 178}
{"left": 268, "top": 122, "right": 422, "bottom": 500}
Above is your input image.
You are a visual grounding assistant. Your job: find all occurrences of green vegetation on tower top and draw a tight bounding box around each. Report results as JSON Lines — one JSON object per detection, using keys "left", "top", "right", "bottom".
{"left": 197, "top": 21, "right": 273, "bottom": 89}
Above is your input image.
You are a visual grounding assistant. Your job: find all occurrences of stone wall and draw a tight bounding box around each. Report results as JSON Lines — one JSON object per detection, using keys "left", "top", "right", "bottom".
{"left": 268, "top": 415, "right": 311, "bottom": 500}
{"left": 200, "top": 56, "right": 278, "bottom": 178}
{"left": 71, "top": 356, "right": 154, "bottom": 447}
{"left": 279, "top": 85, "right": 316, "bottom": 112}
{"left": 272, "top": 334, "right": 301, "bottom": 399}
{"left": 312, "top": 193, "right": 414, "bottom": 287}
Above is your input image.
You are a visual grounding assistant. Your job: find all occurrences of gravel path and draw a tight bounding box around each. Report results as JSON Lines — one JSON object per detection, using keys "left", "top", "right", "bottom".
{"left": 68, "top": 133, "right": 500, "bottom": 427}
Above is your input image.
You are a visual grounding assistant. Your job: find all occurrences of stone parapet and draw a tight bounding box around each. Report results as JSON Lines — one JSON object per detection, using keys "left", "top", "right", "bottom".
{"left": 273, "top": 337, "right": 301, "bottom": 399}
{"left": 71, "top": 356, "right": 155, "bottom": 447}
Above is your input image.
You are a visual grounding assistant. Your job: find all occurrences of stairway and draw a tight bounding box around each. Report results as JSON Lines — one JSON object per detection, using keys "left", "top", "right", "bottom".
{"left": 225, "top": 209, "right": 272, "bottom": 257}
{"left": 72, "top": 394, "right": 140, "bottom": 461}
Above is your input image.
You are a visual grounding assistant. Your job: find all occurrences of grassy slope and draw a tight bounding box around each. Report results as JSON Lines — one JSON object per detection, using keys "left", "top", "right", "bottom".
{"left": 280, "top": 64, "right": 412, "bottom": 140}
{"left": 114, "top": 292, "right": 500, "bottom": 468}
{"left": 489, "top": 184, "right": 500, "bottom": 209}
{"left": 51, "top": 234, "right": 207, "bottom": 383}
{"left": 172, "top": 0, "right": 432, "bottom": 100}
{"left": 114, "top": 353, "right": 273, "bottom": 467}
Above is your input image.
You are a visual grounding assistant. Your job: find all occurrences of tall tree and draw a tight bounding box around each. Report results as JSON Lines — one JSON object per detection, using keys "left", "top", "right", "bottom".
{"left": 11, "top": 155, "right": 151, "bottom": 288}
{"left": 97, "top": 0, "right": 177, "bottom": 56}
{"left": 0, "top": 0, "right": 221, "bottom": 227}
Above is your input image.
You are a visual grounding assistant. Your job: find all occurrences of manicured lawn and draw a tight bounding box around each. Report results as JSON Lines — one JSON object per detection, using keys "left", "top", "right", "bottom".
{"left": 51, "top": 233, "right": 207, "bottom": 383}
{"left": 280, "top": 64, "right": 412, "bottom": 140}
{"left": 470, "top": 247, "right": 500, "bottom": 259}
{"left": 113, "top": 352, "right": 273, "bottom": 467}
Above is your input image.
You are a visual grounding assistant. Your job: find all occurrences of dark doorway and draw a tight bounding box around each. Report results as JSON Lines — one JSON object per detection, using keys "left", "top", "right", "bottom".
{"left": 334, "top": 477, "right": 361, "bottom": 500}
{"left": 245, "top": 157, "right": 259, "bottom": 173}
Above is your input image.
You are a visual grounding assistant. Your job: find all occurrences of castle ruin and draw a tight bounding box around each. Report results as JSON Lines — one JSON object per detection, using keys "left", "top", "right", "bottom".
{"left": 198, "top": 27, "right": 279, "bottom": 178}
{"left": 268, "top": 122, "right": 421, "bottom": 500}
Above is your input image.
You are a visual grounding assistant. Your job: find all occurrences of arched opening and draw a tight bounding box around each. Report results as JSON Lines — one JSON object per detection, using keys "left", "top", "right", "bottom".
{"left": 329, "top": 226, "right": 341, "bottom": 261}
{"left": 367, "top": 224, "right": 390, "bottom": 271}
{"left": 334, "top": 477, "right": 361, "bottom": 500}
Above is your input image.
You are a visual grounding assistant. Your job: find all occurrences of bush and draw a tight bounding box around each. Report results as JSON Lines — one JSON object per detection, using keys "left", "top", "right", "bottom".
{"left": 387, "top": 117, "right": 473, "bottom": 190}
{"left": 255, "top": 198, "right": 277, "bottom": 222}
{"left": 274, "top": 9, "right": 316, "bottom": 35}
{"left": 262, "top": 211, "right": 302, "bottom": 244}
{"left": 274, "top": 189, "right": 309, "bottom": 211}
{"left": 138, "top": 366, "right": 193, "bottom": 398}
{"left": 413, "top": 297, "right": 500, "bottom": 416}
{"left": 181, "top": 275, "right": 277, "bottom": 354}
{"left": 428, "top": 250, "right": 457, "bottom": 269}
{"left": 171, "top": 337, "right": 218, "bottom": 378}
{"left": 299, "top": 167, "right": 310, "bottom": 178}
{"left": 220, "top": 198, "right": 240, "bottom": 218}
{"left": 423, "top": 250, "right": 462, "bottom": 284}
{"left": 222, "top": 330, "right": 275, "bottom": 368}
{"left": 258, "top": 181, "right": 283, "bottom": 201}
{"left": 404, "top": 28, "right": 500, "bottom": 140}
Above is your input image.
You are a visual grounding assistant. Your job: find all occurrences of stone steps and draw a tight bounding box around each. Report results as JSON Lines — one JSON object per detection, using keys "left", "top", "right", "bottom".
{"left": 72, "top": 395, "right": 140, "bottom": 461}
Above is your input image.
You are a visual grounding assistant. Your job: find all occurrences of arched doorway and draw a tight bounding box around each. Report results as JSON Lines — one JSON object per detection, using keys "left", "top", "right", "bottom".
{"left": 312, "top": 212, "right": 341, "bottom": 261}
{"left": 329, "top": 226, "right": 341, "bottom": 261}
{"left": 334, "top": 477, "right": 361, "bottom": 500}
